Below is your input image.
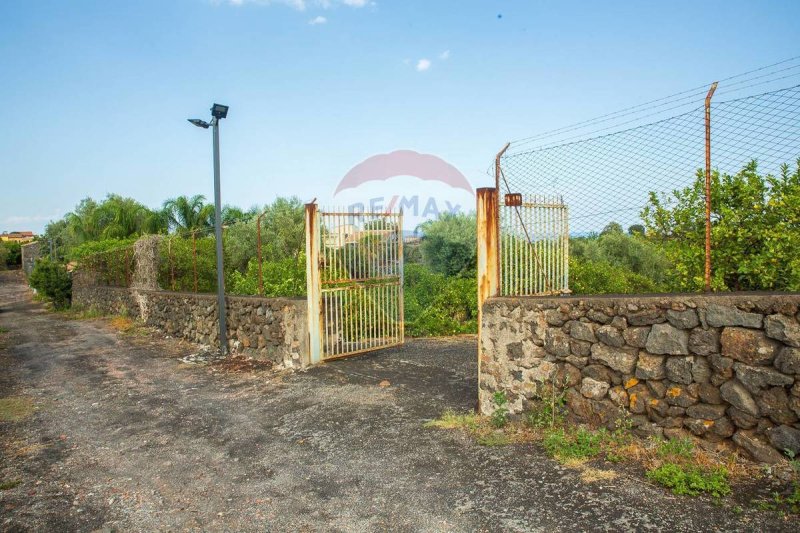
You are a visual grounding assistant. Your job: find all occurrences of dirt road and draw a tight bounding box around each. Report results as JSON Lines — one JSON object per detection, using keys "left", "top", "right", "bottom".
{"left": 0, "top": 271, "right": 794, "bottom": 531}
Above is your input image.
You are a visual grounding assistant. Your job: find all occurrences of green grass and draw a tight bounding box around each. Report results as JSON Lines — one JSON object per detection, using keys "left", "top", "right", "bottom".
{"left": 543, "top": 427, "right": 605, "bottom": 462}
{"left": 0, "top": 479, "right": 22, "bottom": 490}
{"left": 0, "top": 397, "right": 35, "bottom": 422}
{"left": 646, "top": 463, "right": 731, "bottom": 497}
{"left": 0, "top": 326, "right": 8, "bottom": 334}
{"left": 476, "top": 431, "right": 512, "bottom": 447}
{"left": 424, "top": 410, "right": 479, "bottom": 430}
{"left": 657, "top": 437, "right": 695, "bottom": 460}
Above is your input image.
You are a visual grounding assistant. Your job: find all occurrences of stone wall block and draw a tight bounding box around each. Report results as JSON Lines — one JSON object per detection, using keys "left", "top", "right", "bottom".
{"left": 635, "top": 352, "right": 666, "bottom": 380}
{"left": 764, "top": 314, "right": 800, "bottom": 347}
{"left": 666, "top": 309, "right": 699, "bottom": 329}
{"left": 733, "top": 363, "right": 794, "bottom": 394}
{"left": 721, "top": 327, "right": 780, "bottom": 366}
{"left": 623, "top": 326, "right": 650, "bottom": 348}
{"left": 706, "top": 304, "right": 763, "bottom": 328}
{"left": 645, "top": 323, "right": 689, "bottom": 355}
{"left": 665, "top": 356, "right": 695, "bottom": 384}
{"left": 688, "top": 328, "right": 720, "bottom": 356}
{"left": 720, "top": 380, "right": 760, "bottom": 417}
{"left": 774, "top": 347, "right": 800, "bottom": 375}
{"left": 569, "top": 321, "right": 597, "bottom": 343}
{"left": 590, "top": 344, "right": 638, "bottom": 374}
{"left": 596, "top": 325, "right": 625, "bottom": 347}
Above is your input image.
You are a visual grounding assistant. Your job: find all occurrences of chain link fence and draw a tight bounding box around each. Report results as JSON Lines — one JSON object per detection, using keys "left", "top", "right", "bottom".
{"left": 496, "top": 82, "right": 800, "bottom": 295}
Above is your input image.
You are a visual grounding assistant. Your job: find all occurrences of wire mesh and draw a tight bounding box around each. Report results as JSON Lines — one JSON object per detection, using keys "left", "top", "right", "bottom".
{"left": 497, "top": 83, "right": 800, "bottom": 294}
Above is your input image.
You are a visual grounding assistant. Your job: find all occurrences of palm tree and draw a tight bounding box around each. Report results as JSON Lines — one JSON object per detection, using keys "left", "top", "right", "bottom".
{"left": 163, "top": 195, "right": 215, "bottom": 235}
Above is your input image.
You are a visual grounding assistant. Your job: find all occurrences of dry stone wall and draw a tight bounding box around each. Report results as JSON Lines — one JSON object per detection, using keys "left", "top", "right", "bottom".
{"left": 480, "top": 293, "right": 800, "bottom": 463}
{"left": 73, "top": 270, "right": 308, "bottom": 369}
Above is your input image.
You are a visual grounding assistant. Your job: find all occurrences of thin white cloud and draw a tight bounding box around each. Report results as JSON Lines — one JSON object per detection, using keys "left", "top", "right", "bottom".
{"left": 309, "top": 15, "right": 327, "bottom": 24}
{"left": 416, "top": 59, "right": 431, "bottom": 72}
{"left": 439, "top": 50, "right": 450, "bottom": 60}
{"left": 217, "top": 0, "right": 307, "bottom": 10}
{"left": 217, "top": 0, "right": 368, "bottom": 9}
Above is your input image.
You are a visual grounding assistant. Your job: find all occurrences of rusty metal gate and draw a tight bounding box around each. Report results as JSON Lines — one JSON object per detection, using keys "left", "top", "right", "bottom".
{"left": 498, "top": 194, "right": 569, "bottom": 296}
{"left": 305, "top": 204, "right": 404, "bottom": 363}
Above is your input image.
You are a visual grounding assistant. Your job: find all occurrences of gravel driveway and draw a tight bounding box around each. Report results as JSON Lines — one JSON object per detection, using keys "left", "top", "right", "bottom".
{"left": 0, "top": 271, "right": 795, "bottom": 531}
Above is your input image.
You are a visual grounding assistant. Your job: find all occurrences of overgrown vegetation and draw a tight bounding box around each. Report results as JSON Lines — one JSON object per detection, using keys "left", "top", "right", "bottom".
{"left": 423, "top": 393, "right": 800, "bottom": 507}
{"left": 0, "top": 240, "right": 22, "bottom": 269}
{"left": 29, "top": 258, "right": 72, "bottom": 309}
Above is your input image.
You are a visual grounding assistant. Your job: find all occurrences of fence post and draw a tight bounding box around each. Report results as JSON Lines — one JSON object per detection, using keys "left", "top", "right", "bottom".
{"left": 704, "top": 81, "right": 718, "bottom": 292}
{"left": 192, "top": 231, "right": 198, "bottom": 293}
{"left": 168, "top": 237, "right": 175, "bottom": 291}
{"left": 257, "top": 212, "right": 264, "bottom": 296}
{"left": 477, "top": 187, "right": 500, "bottom": 413}
{"left": 305, "top": 202, "right": 322, "bottom": 364}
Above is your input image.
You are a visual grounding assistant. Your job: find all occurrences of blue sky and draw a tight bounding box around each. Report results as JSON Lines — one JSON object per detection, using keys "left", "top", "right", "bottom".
{"left": 1, "top": 0, "right": 799, "bottom": 233}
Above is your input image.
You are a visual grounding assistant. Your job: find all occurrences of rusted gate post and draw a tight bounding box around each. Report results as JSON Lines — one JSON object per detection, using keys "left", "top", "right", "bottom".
{"left": 704, "top": 81, "right": 718, "bottom": 292}
{"left": 192, "top": 231, "right": 198, "bottom": 293}
{"left": 305, "top": 202, "right": 322, "bottom": 364}
{"left": 477, "top": 187, "right": 500, "bottom": 413}
{"left": 257, "top": 211, "right": 265, "bottom": 296}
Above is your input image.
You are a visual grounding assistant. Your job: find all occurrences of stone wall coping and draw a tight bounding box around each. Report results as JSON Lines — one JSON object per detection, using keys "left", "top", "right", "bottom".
{"left": 488, "top": 292, "right": 800, "bottom": 306}
{"left": 87, "top": 285, "right": 306, "bottom": 304}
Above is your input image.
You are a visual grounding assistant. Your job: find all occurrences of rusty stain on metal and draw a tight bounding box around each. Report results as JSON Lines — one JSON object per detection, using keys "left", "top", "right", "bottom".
{"left": 477, "top": 187, "right": 500, "bottom": 413}
{"left": 704, "top": 81, "right": 718, "bottom": 293}
{"left": 504, "top": 193, "right": 522, "bottom": 207}
{"left": 307, "top": 206, "right": 404, "bottom": 361}
{"left": 192, "top": 231, "right": 198, "bottom": 293}
{"left": 257, "top": 211, "right": 266, "bottom": 296}
{"left": 305, "top": 202, "right": 322, "bottom": 364}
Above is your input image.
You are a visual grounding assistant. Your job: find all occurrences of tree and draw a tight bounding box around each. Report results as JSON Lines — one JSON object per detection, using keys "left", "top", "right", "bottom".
{"left": 163, "top": 195, "right": 215, "bottom": 234}
{"left": 418, "top": 212, "right": 477, "bottom": 277}
{"left": 642, "top": 160, "right": 800, "bottom": 291}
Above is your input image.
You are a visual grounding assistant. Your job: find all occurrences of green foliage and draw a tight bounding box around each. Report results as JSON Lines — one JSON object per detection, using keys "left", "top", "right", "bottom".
{"left": 642, "top": 160, "right": 800, "bottom": 291}
{"left": 476, "top": 432, "right": 513, "bottom": 446}
{"left": 163, "top": 194, "right": 215, "bottom": 234}
{"left": 490, "top": 391, "right": 509, "bottom": 428}
{"left": 569, "top": 257, "right": 662, "bottom": 295}
{"left": 0, "top": 241, "right": 22, "bottom": 269}
{"left": 70, "top": 238, "right": 137, "bottom": 261}
{"left": 158, "top": 235, "right": 217, "bottom": 293}
{"left": 404, "top": 263, "right": 477, "bottom": 336}
{"left": 526, "top": 383, "right": 568, "bottom": 429}
{"left": 226, "top": 256, "right": 306, "bottom": 297}
{"left": 418, "top": 212, "right": 477, "bottom": 276}
{"left": 29, "top": 258, "right": 72, "bottom": 309}
{"left": 571, "top": 230, "right": 672, "bottom": 286}
{"left": 646, "top": 463, "right": 731, "bottom": 497}
{"left": 657, "top": 437, "right": 695, "bottom": 460}
{"left": 44, "top": 194, "right": 166, "bottom": 260}
{"left": 223, "top": 197, "right": 305, "bottom": 276}
{"left": 424, "top": 409, "right": 480, "bottom": 430}
{"left": 79, "top": 244, "right": 136, "bottom": 287}
{"left": 543, "top": 427, "right": 605, "bottom": 461}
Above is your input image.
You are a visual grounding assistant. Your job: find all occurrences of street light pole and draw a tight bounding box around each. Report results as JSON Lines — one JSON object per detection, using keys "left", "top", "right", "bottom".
{"left": 189, "top": 103, "right": 230, "bottom": 356}
{"left": 211, "top": 116, "right": 228, "bottom": 355}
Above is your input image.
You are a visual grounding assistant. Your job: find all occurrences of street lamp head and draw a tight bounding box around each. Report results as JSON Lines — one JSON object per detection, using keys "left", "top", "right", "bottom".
{"left": 188, "top": 118, "right": 210, "bottom": 129}
{"left": 210, "top": 103, "right": 229, "bottom": 119}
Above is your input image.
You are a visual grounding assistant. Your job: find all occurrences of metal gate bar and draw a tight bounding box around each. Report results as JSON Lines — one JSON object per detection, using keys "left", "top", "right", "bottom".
{"left": 498, "top": 195, "right": 569, "bottom": 296}
{"left": 306, "top": 205, "right": 404, "bottom": 361}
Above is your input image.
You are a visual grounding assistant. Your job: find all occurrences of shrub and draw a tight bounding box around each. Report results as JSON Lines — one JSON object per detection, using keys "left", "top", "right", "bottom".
{"left": 570, "top": 257, "right": 663, "bottom": 295}
{"left": 418, "top": 213, "right": 477, "bottom": 276}
{"left": 404, "top": 263, "right": 477, "bottom": 336}
{"left": 646, "top": 463, "right": 731, "bottom": 497}
{"left": 543, "top": 427, "right": 605, "bottom": 461}
{"left": 226, "top": 256, "right": 306, "bottom": 297}
{"left": 29, "top": 259, "right": 72, "bottom": 309}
